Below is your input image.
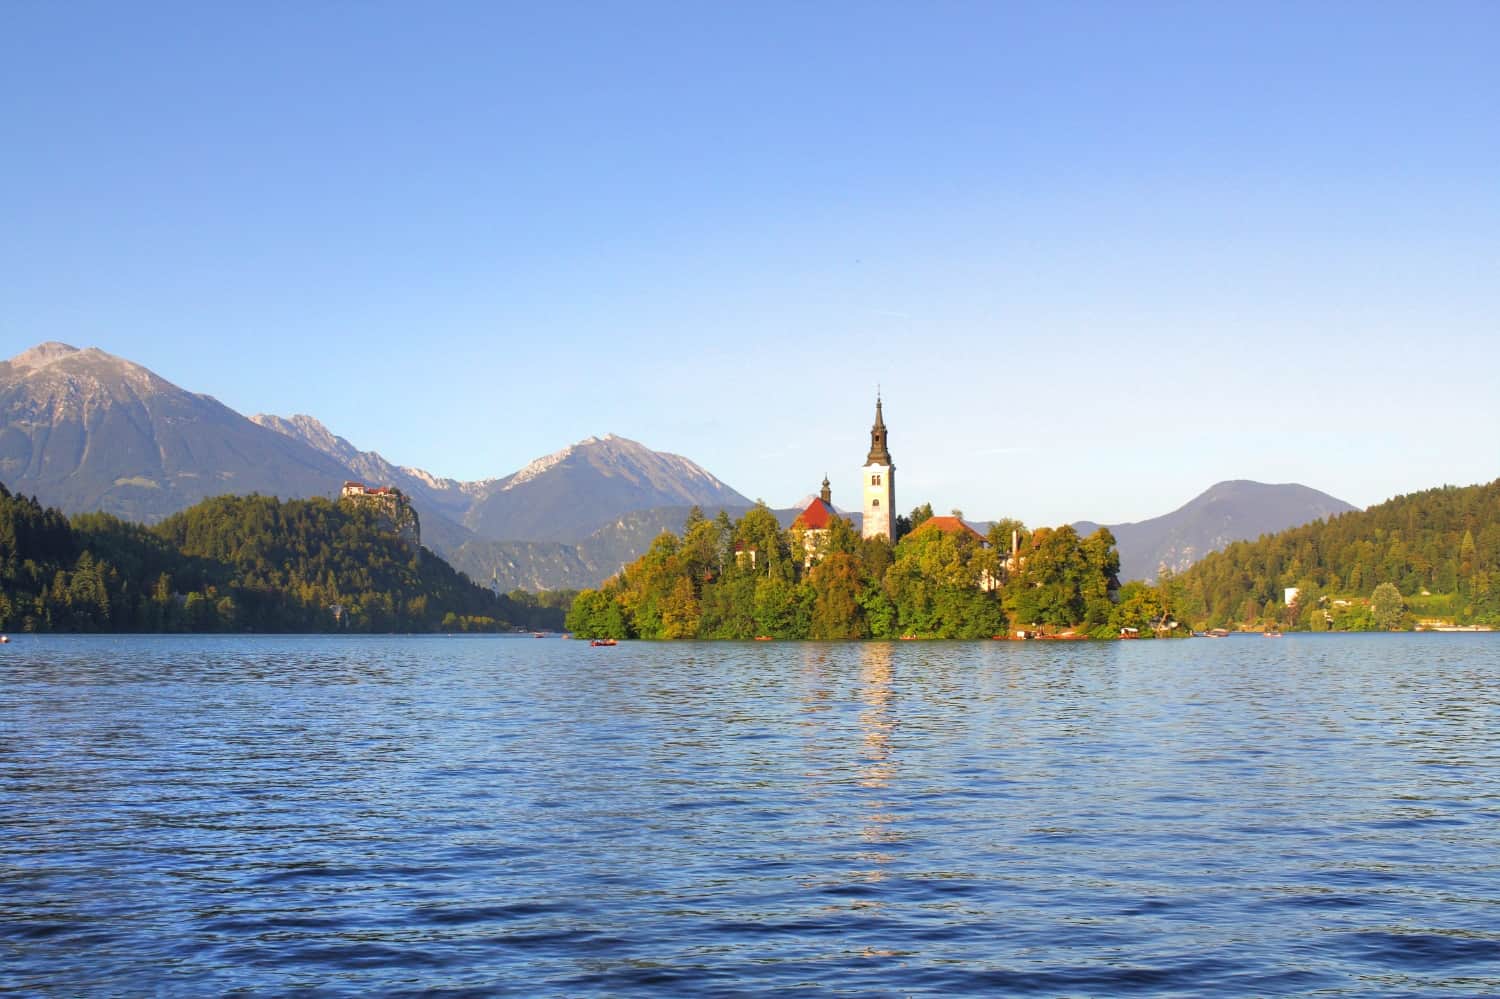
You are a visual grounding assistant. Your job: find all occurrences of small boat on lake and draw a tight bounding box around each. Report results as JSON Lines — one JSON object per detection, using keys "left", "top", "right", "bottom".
{"left": 590, "top": 639, "right": 618, "bottom": 647}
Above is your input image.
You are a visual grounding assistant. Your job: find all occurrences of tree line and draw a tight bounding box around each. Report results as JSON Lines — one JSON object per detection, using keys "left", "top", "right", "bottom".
{"left": 564, "top": 502, "right": 1172, "bottom": 640}
{"left": 0, "top": 483, "right": 569, "bottom": 633}
{"left": 1170, "top": 479, "right": 1500, "bottom": 629}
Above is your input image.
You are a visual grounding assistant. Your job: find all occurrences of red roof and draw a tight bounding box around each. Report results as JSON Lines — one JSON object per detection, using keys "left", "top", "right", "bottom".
{"left": 798, "top": 497, "right": 837, "bottom": 530}
{"left": 911, "top": 516, "right": 987, "bottom": 543}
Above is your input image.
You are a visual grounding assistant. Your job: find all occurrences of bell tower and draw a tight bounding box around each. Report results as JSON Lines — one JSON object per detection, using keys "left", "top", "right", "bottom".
{"left": 862, "top": 394, "right": 896, "bottom": 540}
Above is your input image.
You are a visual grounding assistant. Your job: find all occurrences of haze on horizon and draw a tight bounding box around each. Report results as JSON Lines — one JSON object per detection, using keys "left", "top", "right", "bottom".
{"left": 4, "top": 4, "right": 1497, "bottom": 527}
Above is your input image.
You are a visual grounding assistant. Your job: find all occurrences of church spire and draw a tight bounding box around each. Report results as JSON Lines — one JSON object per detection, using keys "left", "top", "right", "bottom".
{"left": 865, "top": 393, "right": 892, "bottom": 466}
{"left": 860, "top": 393, "right": 895, "bottom": 541}
{"left": 820, "top": 475, "right": 832, "bottom": 504}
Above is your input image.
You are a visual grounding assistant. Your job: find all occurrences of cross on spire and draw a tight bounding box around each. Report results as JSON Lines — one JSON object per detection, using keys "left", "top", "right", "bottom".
{"left": 866, "top": 393, "right": 892, "bottom": 465}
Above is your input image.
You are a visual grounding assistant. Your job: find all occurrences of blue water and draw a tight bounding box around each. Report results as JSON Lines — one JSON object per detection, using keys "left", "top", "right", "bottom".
{"left": 2, "top": 634, "right": 1498, "bottom": 995}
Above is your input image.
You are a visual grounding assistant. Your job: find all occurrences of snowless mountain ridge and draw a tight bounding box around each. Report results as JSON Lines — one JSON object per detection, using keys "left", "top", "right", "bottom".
{"left": 3, "top": 342, "right": 1361, "bottom": 590}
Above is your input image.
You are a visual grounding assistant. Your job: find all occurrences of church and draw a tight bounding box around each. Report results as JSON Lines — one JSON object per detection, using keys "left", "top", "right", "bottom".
{"left": 790, "top": 396, "right": 997, "bottom": 589}
{"left": 860, "top": 395, "right": 895, "bottom": 541}
{"left": 795, "top": 395, "right": 897, "bottom": 547}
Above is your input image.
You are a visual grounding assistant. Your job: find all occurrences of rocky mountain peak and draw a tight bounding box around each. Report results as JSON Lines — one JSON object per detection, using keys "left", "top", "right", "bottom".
{"left": 467, "top": 433, "right": 751, "bottom": 542}
{"left": 503, "top": 438, "right": 604, "bottom": 492}
{"left": 8, "top": 341, "right": 83, "bottom": 370}
{"left": 251, "top": 413, "right": 352, "bottom": 462}
{"left": 3, "top": 341, "right": 166, "bottom": 394}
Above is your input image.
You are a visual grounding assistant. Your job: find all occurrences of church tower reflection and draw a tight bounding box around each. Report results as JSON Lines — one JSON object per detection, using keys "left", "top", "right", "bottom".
{"left": 853, "top": 641, "right": 901, "bottom": 889}
{"left": 858, "top": 642, "right": 895, "bottom": 792}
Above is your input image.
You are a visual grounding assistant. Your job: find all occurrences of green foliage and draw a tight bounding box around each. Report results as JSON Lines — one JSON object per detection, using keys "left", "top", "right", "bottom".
{"left": 894, "top": 502, "right": 935, "bottom": 542}
{"left": 886, "top": 524, "right": 1004, "bottom": 638}
{"left": 565, "top": 505, "right": 1119, "bottom": 641}
{"left": 1175, "top": 479, "right": 1500, "bottom": 630}
{"left": 1003, "top": 525, "right": 1120, "bottom": 630}
{"left": 1370, "top": 582, "right": 1405, "bottom": 630}
{"left": 0, "top": 483, "right": 522, "bottom": 633}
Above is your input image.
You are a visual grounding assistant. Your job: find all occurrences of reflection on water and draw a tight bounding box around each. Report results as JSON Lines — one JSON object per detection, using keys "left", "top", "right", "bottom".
{"left": 855, "top": 643, "right": 897, "bottom": 883}
{"left": 3, "top": 633, "right": 1499, "bottom": 995}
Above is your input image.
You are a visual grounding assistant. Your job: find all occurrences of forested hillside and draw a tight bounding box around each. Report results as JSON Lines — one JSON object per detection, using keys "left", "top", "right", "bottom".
{"left": 0, "top": 484, "right": 565, "bottom": 632}
{"left": 1173, "top": 480, "right": 1500, "bottom": 629}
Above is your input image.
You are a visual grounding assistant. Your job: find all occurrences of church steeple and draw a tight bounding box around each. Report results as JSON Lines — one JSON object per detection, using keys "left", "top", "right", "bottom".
{"left": 860, "top": 393, "right": 896, "bottom": 541}
{"left": 865, "top": 394, "right": 893, "bottom": 466}
{"left": 820, "top": 475, "right": 832, "bottom": 504}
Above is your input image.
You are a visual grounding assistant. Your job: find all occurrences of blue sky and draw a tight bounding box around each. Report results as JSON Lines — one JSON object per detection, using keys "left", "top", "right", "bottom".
{"left": 5, "top": 2, "right": 1497, "bottom": 525}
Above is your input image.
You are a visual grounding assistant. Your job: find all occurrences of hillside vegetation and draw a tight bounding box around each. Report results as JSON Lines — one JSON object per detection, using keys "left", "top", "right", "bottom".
{"left": 0, "top": 483, "right": 566, "bottom": 632}
{"left": 1173, "top": 480, "right": 1500, "bottom": 629}
{"left": 565, "top": 504, "right": 1167, "bottom": 640}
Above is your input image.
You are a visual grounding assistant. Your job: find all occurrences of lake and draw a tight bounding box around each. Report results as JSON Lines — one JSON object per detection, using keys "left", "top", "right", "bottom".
{"left": 3, "top": 634, "right": 1498, "bottom": 995}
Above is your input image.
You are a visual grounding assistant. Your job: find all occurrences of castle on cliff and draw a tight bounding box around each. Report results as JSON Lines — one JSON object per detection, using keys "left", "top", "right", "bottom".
{"left": 339, "top": 481, "right": 422, "bottom": 550}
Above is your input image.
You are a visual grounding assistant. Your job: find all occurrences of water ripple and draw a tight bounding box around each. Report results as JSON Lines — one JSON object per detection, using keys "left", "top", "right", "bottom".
{"left": 3, "top": 632, "right": 1498, "bottom": 995}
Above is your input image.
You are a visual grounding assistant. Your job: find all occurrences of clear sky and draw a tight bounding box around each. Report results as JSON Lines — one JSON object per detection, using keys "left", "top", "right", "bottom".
{"left": 5, "top": 2, "right": 1497, "bottom": 526}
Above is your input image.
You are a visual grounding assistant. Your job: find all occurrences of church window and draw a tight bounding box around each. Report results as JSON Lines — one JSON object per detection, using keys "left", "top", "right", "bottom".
{"left": 871, "top": 474, "right": 881, "bottom": 485}
{"left": 872, "top": 499, "right": 880, "bottom": 507}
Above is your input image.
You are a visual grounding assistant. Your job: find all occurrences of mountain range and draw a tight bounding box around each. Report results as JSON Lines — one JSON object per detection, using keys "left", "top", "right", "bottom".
{"left": 1, "top": 342, "right": 1359, "bottom": 590}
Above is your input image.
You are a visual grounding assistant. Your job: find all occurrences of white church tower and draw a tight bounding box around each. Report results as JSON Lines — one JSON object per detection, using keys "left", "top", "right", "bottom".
{"left": 861, "top": 394, "right": 896, "bottom": 540}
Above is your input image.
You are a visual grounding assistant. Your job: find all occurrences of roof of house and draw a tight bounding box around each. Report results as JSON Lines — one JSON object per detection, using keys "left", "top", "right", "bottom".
{"left": 798, "top": 496, "right": 838, "bottom": 530}
{"left": 911, "top": 516, "right": 987, "bottom": 543}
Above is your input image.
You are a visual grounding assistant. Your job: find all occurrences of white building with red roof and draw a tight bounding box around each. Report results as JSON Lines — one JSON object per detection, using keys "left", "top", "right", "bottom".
{"left": 794, "top": 476, "right": 839, "bottom": 566}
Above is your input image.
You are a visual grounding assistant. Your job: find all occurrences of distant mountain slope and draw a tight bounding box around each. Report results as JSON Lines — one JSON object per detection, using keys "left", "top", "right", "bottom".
{"left": 462, "top": 434, "right": 752, "bottom": 543}
{"left": 0, "top": 343, "right": 351, "bottom": 521}
{"left": 1076, "top": 480, "right": 1358, "bottom": 582}
{"left": 440, "top": 504, "right": 749, "bottom": 592}
{"left": 250, "top": 413, "right": 485, "bottom": 520}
